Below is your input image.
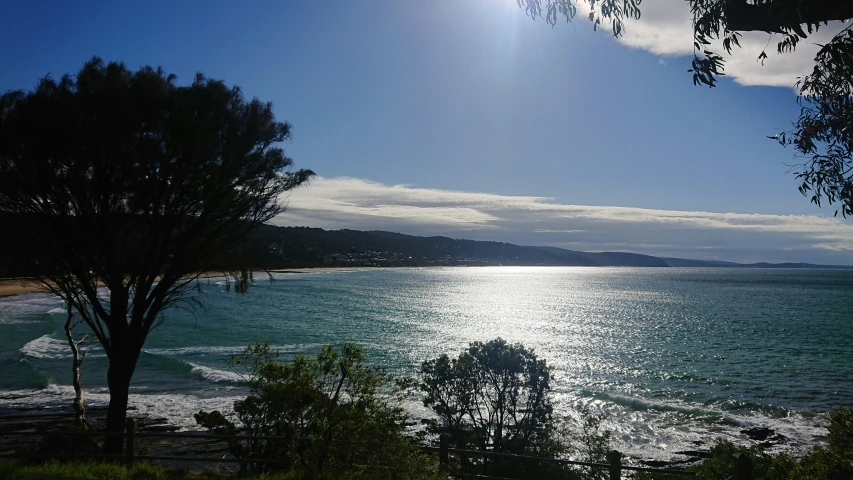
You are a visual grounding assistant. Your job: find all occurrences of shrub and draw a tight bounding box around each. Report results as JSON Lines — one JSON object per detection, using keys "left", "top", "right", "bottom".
{"left": 195, "top": 342, "right": 440, "bottom": 479}
{"left": 419, "top": 338, "right": 587, "bottom": 478}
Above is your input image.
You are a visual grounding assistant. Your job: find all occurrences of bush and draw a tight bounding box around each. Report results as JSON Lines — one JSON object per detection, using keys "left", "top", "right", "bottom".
{"left": 195, "top": 342, "right": 440, "bottom": 479}
{"left": 419, "top": 338, "right": 588, "bottom": 478}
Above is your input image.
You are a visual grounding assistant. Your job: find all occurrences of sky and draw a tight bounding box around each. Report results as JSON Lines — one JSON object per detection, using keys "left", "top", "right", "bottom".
{"left": 2, "top": 0, "right": 852, "bottom": 264}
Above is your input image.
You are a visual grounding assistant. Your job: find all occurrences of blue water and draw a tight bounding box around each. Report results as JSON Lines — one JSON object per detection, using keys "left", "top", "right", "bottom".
{"left": 1, "top": 267, "right": 851, "bottom": 460}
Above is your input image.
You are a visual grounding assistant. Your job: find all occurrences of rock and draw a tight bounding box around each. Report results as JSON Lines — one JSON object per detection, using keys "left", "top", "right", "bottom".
{"left": 674, "top": 449, "right": 713, "bottom": 459}
{"left": 741, "top": 427, "right": 774, "bottom": 441}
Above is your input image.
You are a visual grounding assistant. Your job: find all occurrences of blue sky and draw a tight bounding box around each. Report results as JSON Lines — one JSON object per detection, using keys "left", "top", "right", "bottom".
{"left": 2, "top": 1, "right": 852, "bottom": 263}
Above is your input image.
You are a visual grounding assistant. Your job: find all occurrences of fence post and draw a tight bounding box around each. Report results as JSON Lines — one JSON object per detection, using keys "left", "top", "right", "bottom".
{"left": 732, "top": 453, "right": 753, "bottom": 480}
{"left": 606, "top": 450, "right": 622, "bottom": 480}
{"left": 439, "top": 434, "right": 448, "bottom": 471}
{"left": 124, "top": 418, "right": 136, "bottom": 468}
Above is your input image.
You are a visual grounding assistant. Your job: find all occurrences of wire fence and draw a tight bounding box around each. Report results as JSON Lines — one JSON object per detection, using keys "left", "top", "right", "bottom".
{"left": 0, "top": 419, "right": 753, "bottom": 479}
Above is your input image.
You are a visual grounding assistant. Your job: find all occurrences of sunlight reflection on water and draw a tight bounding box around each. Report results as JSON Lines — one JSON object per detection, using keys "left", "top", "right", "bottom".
{"left": 2, "top": 266, "right": 851, "bottom": 460}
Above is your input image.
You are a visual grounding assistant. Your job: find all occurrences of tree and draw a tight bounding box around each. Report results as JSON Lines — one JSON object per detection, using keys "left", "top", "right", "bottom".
{"left": 419, "top": 338, "right": 571, "bottom": 478}
{"left": 517, "top": 1, "right": 853, "bottom": 216}
{"left": 63, "top": 303, "right": 89, "bottom": 427}
{"left": 0, "top": 58, "right": 314, "bottom": 454}
{"left": 195, "top": 343, "right": 440, "bottom": 479}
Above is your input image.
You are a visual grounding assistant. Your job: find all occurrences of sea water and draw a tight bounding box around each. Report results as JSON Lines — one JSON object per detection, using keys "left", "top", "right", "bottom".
{"left": 1, "top": 267, "right": 851, "bottom": 461}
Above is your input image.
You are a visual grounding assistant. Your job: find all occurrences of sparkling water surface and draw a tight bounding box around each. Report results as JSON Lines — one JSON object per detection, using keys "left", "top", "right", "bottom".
{"left": 1, "top": 267, "right": 851, "bottom": 460}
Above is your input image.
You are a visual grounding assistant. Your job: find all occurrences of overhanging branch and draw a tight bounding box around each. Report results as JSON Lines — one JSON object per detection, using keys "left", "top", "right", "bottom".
{"left": 725, "top": 0, "right": 853, "bottom": 33}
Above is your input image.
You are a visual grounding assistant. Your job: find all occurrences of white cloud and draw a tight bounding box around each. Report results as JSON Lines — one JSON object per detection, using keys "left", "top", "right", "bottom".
{"left": 577, "top": 1, "right": 849, "bottom": 87}
{"left": 277, "top": 177, "right": 853, "bottom": 264}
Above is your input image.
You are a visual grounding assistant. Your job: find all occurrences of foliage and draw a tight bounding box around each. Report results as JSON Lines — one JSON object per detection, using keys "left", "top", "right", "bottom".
{"left": 0, "top": 57, "right": 313, "bottom": 452}
{"left": 0, "top": 460, "right": 169, "bottom": 480}
{"left": 195, "top": 342, "right": 440, "bottom": 479}
{"left": 517, "top": 1, "right": 853, "bottom": 216}
{"left": 782, "top": 28, "right": 853, "bottom": 217}
{"left": 419, "top": 338, "right": 585, "bottom": 478}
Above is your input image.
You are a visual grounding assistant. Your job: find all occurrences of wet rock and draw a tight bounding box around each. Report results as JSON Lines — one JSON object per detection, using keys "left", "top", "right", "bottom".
{"left": 741, "top": 427, "right": 774, "bottom": 441}
{"left": 674, "top": 449, "right": 713, "bottom": 459}
{"left": 741, "top": 426, "right": 787, "bottom": 445}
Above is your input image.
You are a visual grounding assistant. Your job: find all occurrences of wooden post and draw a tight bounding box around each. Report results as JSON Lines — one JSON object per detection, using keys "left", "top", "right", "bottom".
{"left": 607, "top": 450, "right": 622, "bottom": 480}
{"left": 732, "top": 452, "right": 753, "bottom": 480}
{"left": 124, "top": 418, "right": 136, "bottom": 468}
{"left": 439, "top": 434, "right": 448, "bottom": 471}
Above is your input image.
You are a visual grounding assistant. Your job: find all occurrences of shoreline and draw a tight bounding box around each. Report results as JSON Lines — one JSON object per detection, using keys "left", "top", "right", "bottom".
{"left": 0, "top": 278, "right": 44, "bottom": 298}
{"left": 0, "top": 267, "right": 371, "bottom": 299}
{"left": 0, "top": 405, "right": 710, "bottom": 470}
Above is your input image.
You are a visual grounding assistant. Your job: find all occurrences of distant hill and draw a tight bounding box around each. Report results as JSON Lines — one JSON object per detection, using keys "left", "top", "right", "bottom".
{"left": 3, "top": 223, "right": 850, "bottom": 277}
{"left": 660, "top": 258, "right": 743, "bottom": 268}
{"left": 247, "top": 226, "right": 853, "bottom": 269}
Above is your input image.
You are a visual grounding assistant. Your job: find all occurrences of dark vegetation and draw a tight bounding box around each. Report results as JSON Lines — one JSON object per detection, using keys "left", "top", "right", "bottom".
{"left": 0, "top": 58, "right": 313, "bottom": 454}
{"left": 194, "top": 343, "right": 439, "bottom": 479}
{"left": 418, "top": 339, "right": 587, "bottom": 478}
{"left": 185, "top": 340, "right": 852, "bottom": 479}
{"left": 1, "top": 340, "right": 849, "bottom": 479}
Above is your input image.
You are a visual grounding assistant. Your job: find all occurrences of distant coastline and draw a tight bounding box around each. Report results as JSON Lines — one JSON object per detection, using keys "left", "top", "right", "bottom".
{"left": 4, "top": 226, "right": 852, "bottom": 298}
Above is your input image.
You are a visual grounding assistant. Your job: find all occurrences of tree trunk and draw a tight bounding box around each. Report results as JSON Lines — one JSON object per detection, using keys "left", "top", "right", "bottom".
{"left": 64, "top": 305, "right": 87, "bottom": 427}
{"left": 104, "top": 357, "right": 131, "bottom": 455}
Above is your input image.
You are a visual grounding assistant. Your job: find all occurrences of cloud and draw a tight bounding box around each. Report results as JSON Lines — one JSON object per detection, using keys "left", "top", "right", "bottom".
{"left": 277, "top": 177, "right": 853, "bottom": 264}
{"left": 577, "top": 1, "right": 849, "bottom": 87}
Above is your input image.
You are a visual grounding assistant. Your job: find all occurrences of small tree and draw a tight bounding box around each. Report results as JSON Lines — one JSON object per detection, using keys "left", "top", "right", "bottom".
{"left": 420, "top": 338, "right": 571, "bottom": 477}
{"left": 0, "top": 58, "right": 313, "bottom": 453}
{"left": 63, "top": 302, "right": 89, "bottom": 427}
{"left": 195, "top": 342, "right": 439, "bottom": 479}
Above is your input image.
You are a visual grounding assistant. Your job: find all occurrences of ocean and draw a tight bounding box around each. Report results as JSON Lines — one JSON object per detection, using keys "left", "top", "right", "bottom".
{"left": 1, "top": 267, "right": 851, "bottom": 461}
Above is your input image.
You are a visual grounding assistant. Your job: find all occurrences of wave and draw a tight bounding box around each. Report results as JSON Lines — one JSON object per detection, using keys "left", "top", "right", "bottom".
{"left": 137, "top": 349, "right": 244, "bottom": 384}
{"left": 573, "top": 390, "right": 830, "bottom": 461}
{"left": 586, "top": 391, "right": 764, "bottom": 428}
{"left": 20, "top": 335, "right": 70, "bottom": 359}
{"left": 189, "top": 363, "right": 245, "bottom": 384}
{"left": 0, "top": 386, "right": 242, "bottom": 430}
{"left": 47, "top": 307, "right": 67, "bottom": 315}
{"left": 589, "top": 391, "right": 727, "bottom": 418}
{"left": 20, "top": 334, "right": 102, "bottom": 359}
{"left": 0, "top": 294, "right": 63, "bottom": 324}
{"left": 143, "top": 345, "right": 245, "bottom": 356}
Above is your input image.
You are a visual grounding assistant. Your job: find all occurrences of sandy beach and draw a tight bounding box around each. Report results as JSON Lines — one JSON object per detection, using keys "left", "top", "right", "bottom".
{"left": 0, "top": 267, "right": 374, "bottom": 299}
{"left": 0, "top": 279, "right": 45, "bottom": 298}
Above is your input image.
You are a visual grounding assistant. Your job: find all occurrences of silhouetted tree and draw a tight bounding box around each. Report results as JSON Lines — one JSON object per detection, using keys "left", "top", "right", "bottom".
{"left": 0, "top": 57, "right": 314, "bottom": 454}
{"left": 518, "top": 1, "right": 853, "bottom": 216}
{"left": 420, "top": 339, "right": 570, "bottom": 478}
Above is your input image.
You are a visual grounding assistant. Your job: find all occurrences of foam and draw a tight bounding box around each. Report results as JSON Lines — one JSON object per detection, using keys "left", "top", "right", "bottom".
{"left": 0, "top": 293, "right": 63, "bottom": 324}
{"left": 19, "top": 334, "right": 102, "bottom": 359}
{"left": 0, "top": 386, "right": 243, "bottom": 430}
{"left": 143, "top": 345, "right": 245, "bottom": 356}
{"left": 188, "top": 363, "right": 245, "bottom": 384}
{"left": 20, "top": 335, "right": 70, "bottom": 359}
{"left": 561, "top": 391, "right": 830, "bottom": 461}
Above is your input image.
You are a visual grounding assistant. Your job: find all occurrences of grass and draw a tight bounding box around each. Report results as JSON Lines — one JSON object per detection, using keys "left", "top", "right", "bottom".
{"left": 0, "top": 460, "right": 237, "bottom": 480}
{"left": 0, "top": 460, "right": 427, "bottom": 480}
